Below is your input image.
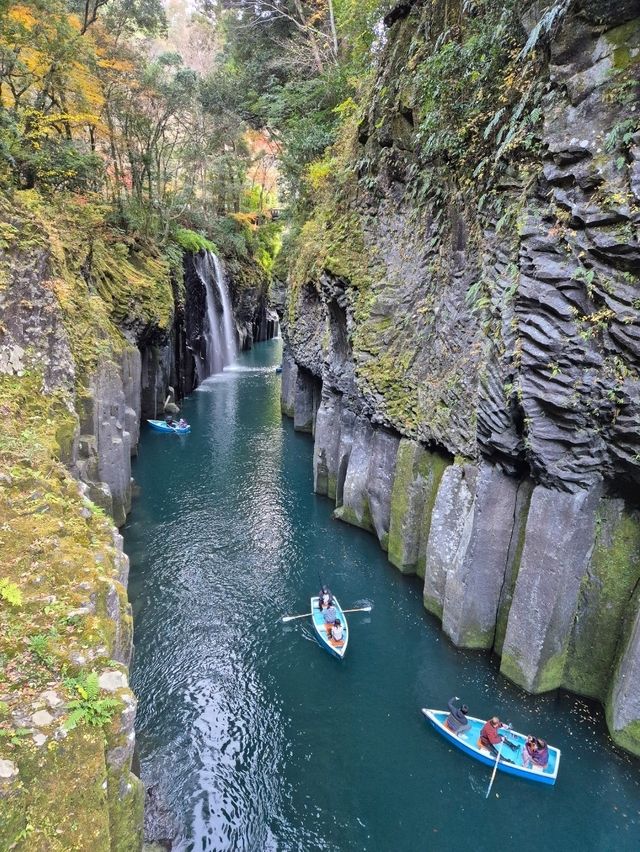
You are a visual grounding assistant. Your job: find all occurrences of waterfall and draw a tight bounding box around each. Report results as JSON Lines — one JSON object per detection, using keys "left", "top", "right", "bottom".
{"left": 274, "top": 318, "right": 281, "bottom": 339}
{"left": 194, "top": 251, "right": 237, "bottom": 377}
{"left": 211, "top": 254, "right": 237, "bottom": 367}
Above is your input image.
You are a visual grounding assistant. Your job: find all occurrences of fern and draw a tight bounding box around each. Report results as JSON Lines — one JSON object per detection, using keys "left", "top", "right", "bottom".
{"left": 0, "top": 578, "right": 22, "bottom": 607}
{"left": 63, "top": 671, "right": 120, "bottom": 730}
{"left": 28, "top": 634, "right": 54, "bottom": 667}
{"left": 64, "top": 697, "right": 120, "bottom": 730}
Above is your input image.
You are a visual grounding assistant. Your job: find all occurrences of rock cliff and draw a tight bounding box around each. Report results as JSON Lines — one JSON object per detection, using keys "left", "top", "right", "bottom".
{"left": 281, "top": 0, "right": 640, "bottom": 755}
{"left": 0, "top": 190, "right": 273, "bottom": 848}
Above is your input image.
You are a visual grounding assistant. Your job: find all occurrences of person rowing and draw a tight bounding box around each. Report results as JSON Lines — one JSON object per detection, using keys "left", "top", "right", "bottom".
{"left": 322, "top": 601, "right": 337, "bottom": 633}
{"left": 479, "top": 716, "right": 518, "bottom": 760}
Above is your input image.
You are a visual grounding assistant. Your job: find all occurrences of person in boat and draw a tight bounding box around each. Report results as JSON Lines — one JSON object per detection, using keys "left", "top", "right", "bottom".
{"left": 322, "top": 602, "right": 337, "bottom": 633}
{"left": 330, "top": 619, "right": 344, "bottom": 643}
{"left": 318, "top": 587, "right": 333, "bottom": 610}
{"left": 165, "top": 415, "right": 176, "bottom": 428}
{"left": 445, "top": 697, "right": 470, "bottom": 737}
{"left": 479, "top": 716, "right": 517, "bottom": 759}
{"left": 178, "top": 418, "right": 188, "bottom": 429}
{"left": 522, "top": 736, "right": 549, "bottom": 770}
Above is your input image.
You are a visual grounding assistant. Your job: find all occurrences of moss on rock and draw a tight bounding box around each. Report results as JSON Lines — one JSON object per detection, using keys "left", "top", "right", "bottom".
{"left": 564, "top": 503, "right": 640, "bottom": 699}
{"left": 388, "top": 441, "right": 448, "bottom": 575}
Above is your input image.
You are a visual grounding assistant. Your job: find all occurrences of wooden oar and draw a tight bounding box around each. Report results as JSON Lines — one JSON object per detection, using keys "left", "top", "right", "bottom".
{"left": 281, "top": 606, "right": 372, "bottom": 623}
{"left": 485, "top": 724, "right": 512, "bottom": 799}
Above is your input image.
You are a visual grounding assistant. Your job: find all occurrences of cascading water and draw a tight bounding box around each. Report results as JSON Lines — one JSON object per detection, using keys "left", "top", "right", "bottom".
{"left": 211, "top": 254, "right": 237, "bottom": 367}
{"left": 194, "top": 251, "right": 237, "bottom": 378}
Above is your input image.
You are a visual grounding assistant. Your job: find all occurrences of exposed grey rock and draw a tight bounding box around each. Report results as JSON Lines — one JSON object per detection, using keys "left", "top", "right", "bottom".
{"left": 313, "top": 389, "right": 343, "bottom": 498}
{"left": 494, "top": 479, "right": 535, "bottom": 655}
{"left": 280, "top": 348, "right": 298, "bottom": 418}
{"left": 442, "top": 464, "right": 521, "bottom": 648}
{"left": 608, "top": 602, "right": 640, "bottom": 753}
{"left": 78, "top": 353, "right": 137, "bottom": 526}
{"left": 107, "top": 693, "right": 137, "bottom": 771}
{"left": 366, "top": 428, "right": 400, "bottom": 550}
{"left": 293, "top": 368, "right": 320, "bottom": 433}
{"left": 388, "top": 440, "right": 449, "bottom": 576}
{"left": 41, "top": 690, "right": 63, "bottom": 708}
{"left": 423, "top": 465, "right": 477, "bottom": 619}
{"left": 336, "top": 406, "right": 357, "bottom": 508}
{"left": 99, "top": 670, "right": 128, "bottom": 692}
{"left": 0, "top": 759, "right": 18, "bottom": 780}
{"left": 31, "top": 710, "right": 54, "bottom": 727}
{"left": 501, "top": 483, "right": 601, "bottom": 692}
{"left": 0, "top": 247, "right": 75, "bottom": 394}
{"left": 334, "top": 416, "right": 375, "bottom": 533}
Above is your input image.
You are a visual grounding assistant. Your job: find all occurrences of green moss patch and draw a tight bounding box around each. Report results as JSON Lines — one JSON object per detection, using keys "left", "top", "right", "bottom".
{"left": 0, "top": 371, "right": 138, "bottom": 850}
{"left": 388, "top": 441, "right": 448, "bottom": 575}
{"left": 564, "top": 504, "right": 640, "bottom": 700}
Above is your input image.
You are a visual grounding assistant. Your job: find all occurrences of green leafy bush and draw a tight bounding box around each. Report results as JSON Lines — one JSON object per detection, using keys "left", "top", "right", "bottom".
{"left": 173, "top": 227, "right": 217, "bottom": 254}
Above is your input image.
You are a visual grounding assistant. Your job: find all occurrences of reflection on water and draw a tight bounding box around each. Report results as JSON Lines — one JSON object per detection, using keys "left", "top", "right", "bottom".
{"left": 126, "top": 340, "right": 640, "bottom": 852}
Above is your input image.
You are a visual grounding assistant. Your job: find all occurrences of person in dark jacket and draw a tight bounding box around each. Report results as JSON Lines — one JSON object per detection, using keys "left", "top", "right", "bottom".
{"left": 318, "top": 587, "right": 333, "bottom": 610}
{"left": 445, "top": 697, "right": 470, "bottom": 736}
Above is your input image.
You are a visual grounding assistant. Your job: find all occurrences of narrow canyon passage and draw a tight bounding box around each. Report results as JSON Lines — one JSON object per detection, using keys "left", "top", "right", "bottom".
{"left": 125, "top": 340, "right": 640, "bottom": 852}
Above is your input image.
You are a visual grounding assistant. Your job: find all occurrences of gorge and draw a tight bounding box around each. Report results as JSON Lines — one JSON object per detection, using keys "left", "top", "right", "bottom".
{"left": 1, "top": 0, "right": 640, "bottom": 848}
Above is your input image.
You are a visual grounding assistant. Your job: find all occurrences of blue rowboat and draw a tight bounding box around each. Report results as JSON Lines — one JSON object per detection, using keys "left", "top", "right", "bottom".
{"left": 421, "top": 708, "right": 560, "bottom": 786}
{"left": 147, "top": 419, "right": 191, "bottom": 435}
{"left": 311, "top": 596, "right": 349, "bottom": 659}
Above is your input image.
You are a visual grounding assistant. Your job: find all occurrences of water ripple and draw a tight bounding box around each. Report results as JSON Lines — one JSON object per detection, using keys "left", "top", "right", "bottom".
{"left": 127, "top": 340, "right": 640, "bottom": 852}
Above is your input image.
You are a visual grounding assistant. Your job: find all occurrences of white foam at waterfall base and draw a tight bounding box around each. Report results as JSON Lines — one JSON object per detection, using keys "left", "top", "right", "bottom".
{"left": 194, "top": 251, "right": 237, "bottom": 377}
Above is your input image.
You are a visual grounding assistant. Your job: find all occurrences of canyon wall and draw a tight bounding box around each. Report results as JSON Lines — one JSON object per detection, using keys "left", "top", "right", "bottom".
{"left": 281, "top": 0, "right": 640, "bottom": 755}
{"left": 0, "top": 191, "right": 272, "bottom": 848}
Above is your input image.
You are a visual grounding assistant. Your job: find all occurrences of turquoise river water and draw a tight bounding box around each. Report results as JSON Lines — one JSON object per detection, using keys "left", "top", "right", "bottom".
{"left": 125, "top": 339, "right": 640, "bottom": 851}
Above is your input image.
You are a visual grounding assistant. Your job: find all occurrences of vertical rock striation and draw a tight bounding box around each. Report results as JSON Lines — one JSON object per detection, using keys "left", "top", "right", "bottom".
{"left": 280, "top": 0, "right": 640, "bottom": 755}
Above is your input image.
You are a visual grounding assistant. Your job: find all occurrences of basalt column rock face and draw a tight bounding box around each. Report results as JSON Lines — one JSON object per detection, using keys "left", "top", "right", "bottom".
{"left": 334, "top": 422, "right": 399, "bottom": 550}
{"left": 388, "top": 440, "right": 449, "bottom": 576}
{"left": 442, "top": 464, "right": 523, "bottom": 649}
{"left": 281, "top": 1, "right": 640, "bottom": 755}
{"left": 501, "top": 484, "right": 602, "bottom": 692}
{"left": 313, "top": 389, "right": 343, "bottom": 498}
{"left": 76, "top": 349, "right": 140, "bottom": 526}
{"left": 608, "top": 603, "right": 640, "bottom": 754}
{"left": 280, "top": 349, "right": 298, "bottom": 418}
{"left": 293, "top": 367, "right": 322, "bottom": 433}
